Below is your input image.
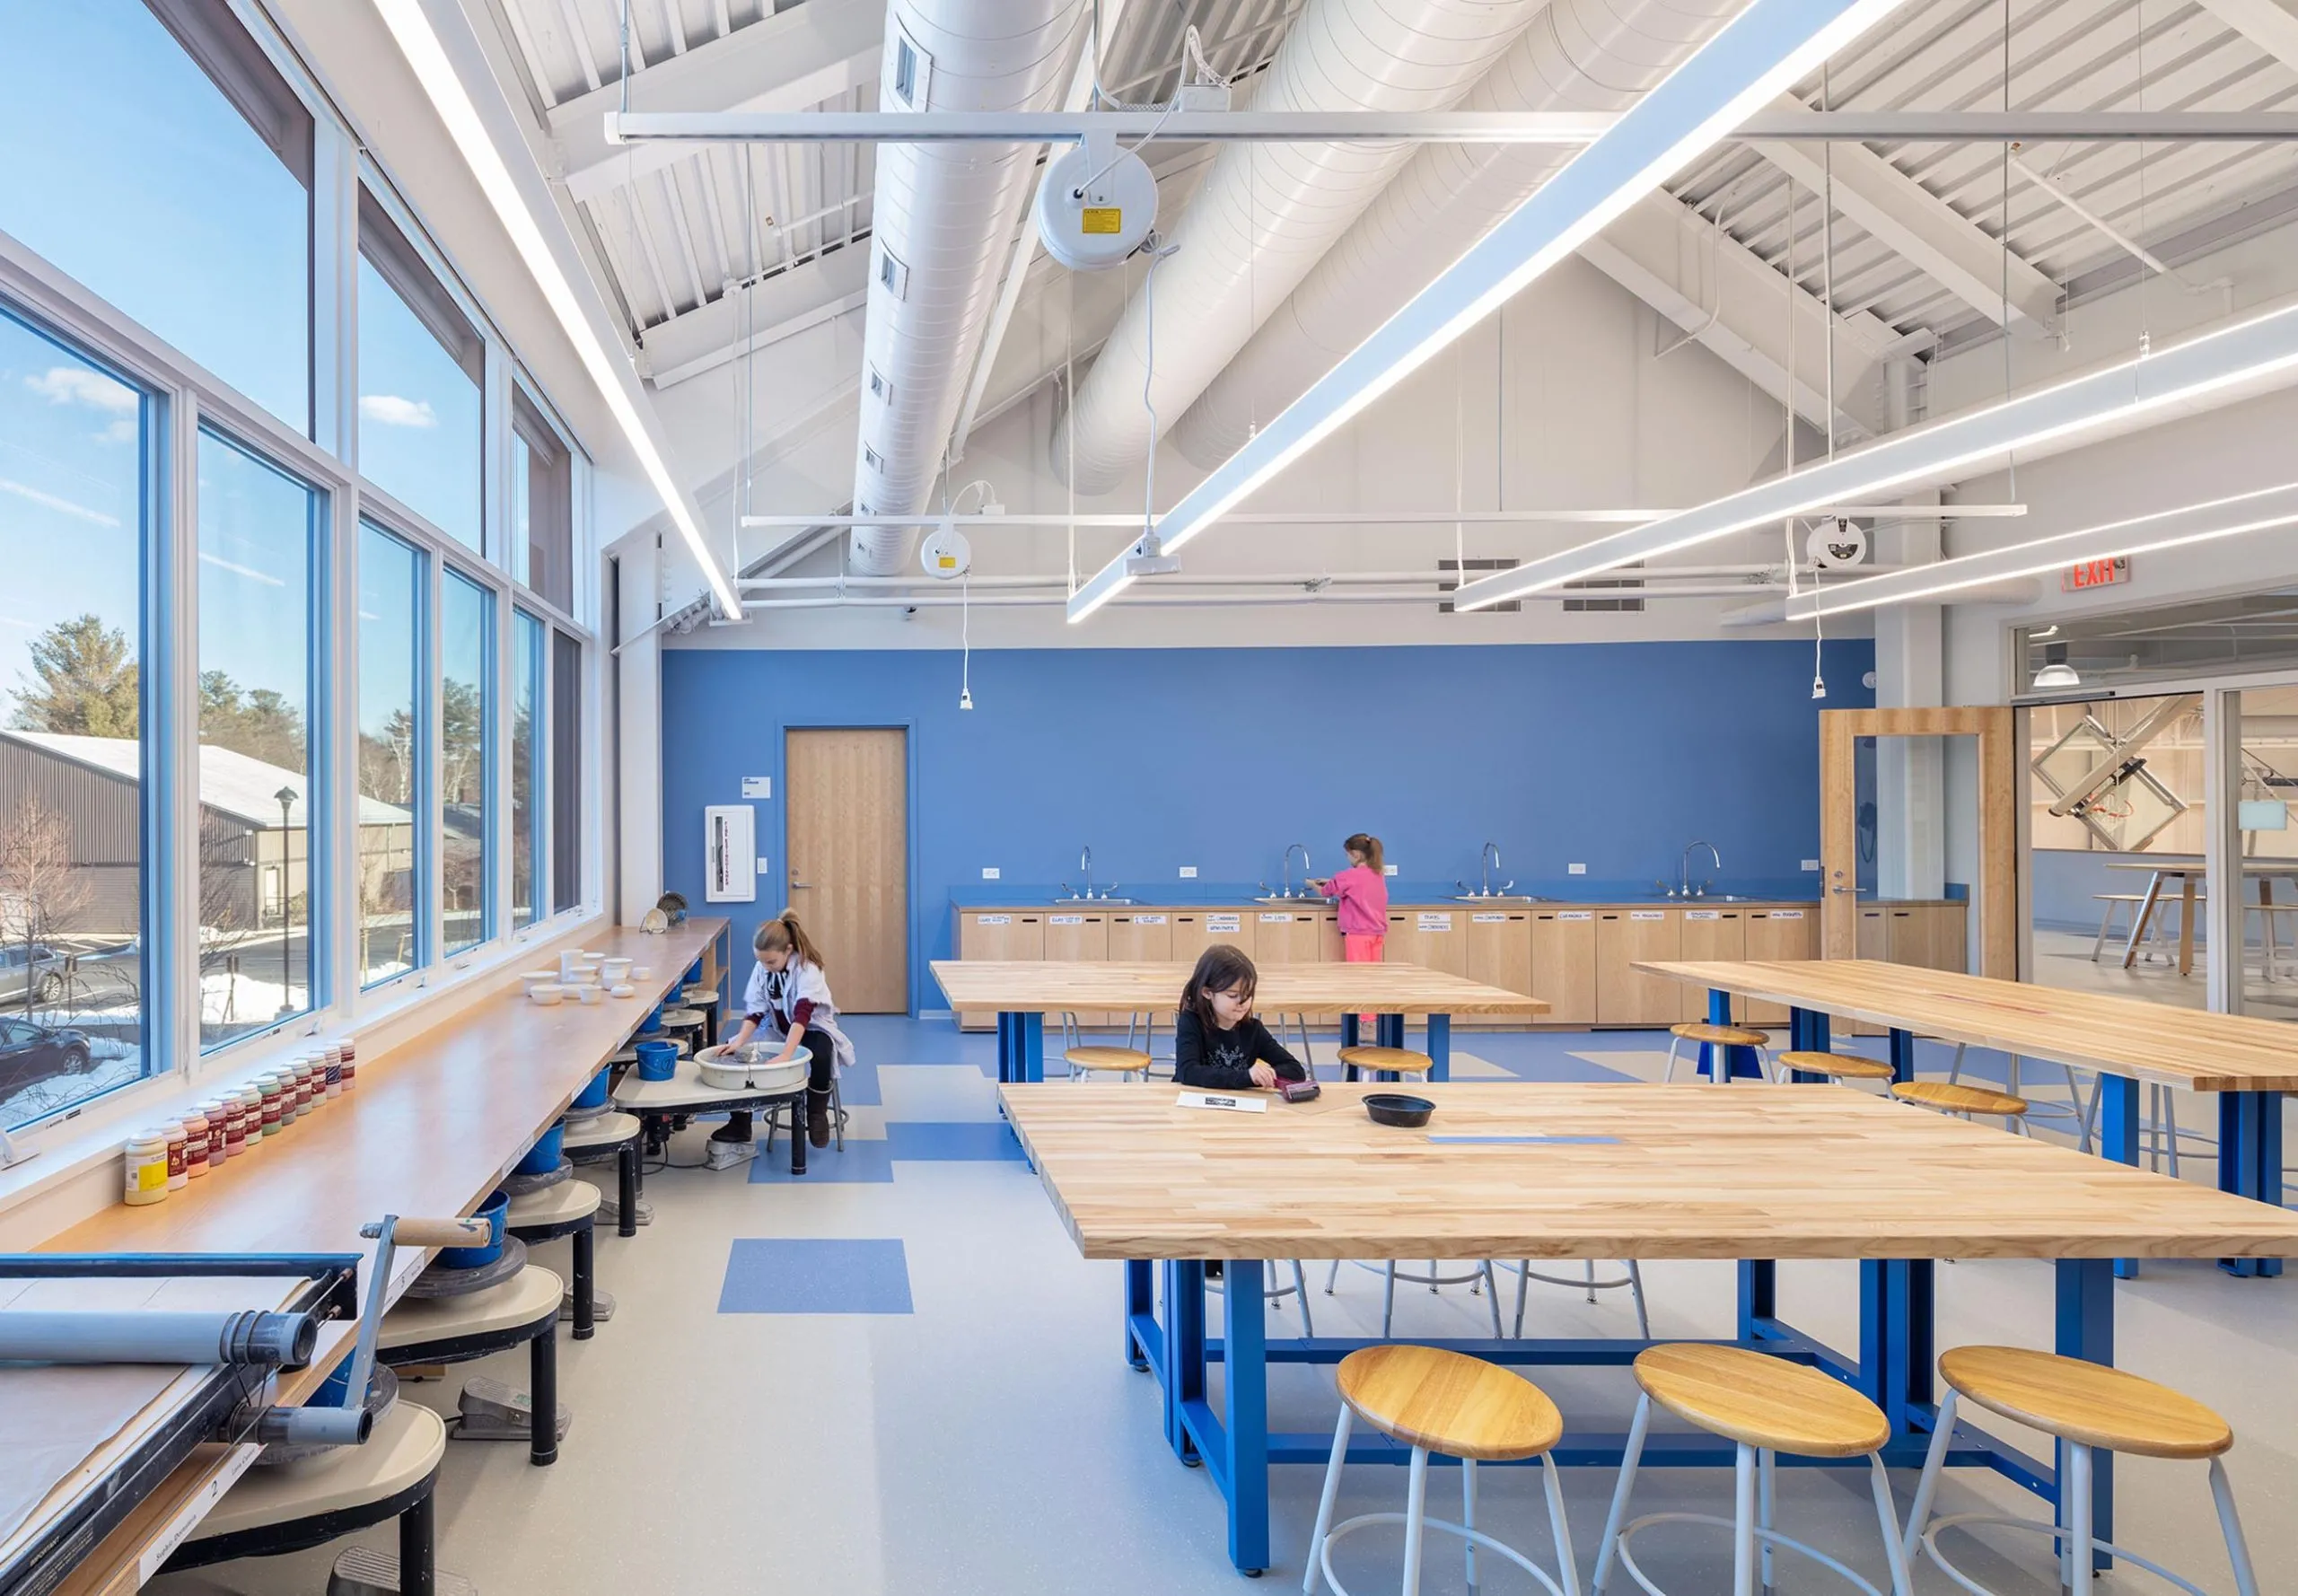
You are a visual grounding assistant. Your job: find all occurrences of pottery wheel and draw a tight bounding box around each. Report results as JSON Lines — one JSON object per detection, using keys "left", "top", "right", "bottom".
{"left": 407, "top": 1235, "right": 529, "bottom": 1299}
{"left": 503, "top": 1158, "right": 572, "bottom": 1196}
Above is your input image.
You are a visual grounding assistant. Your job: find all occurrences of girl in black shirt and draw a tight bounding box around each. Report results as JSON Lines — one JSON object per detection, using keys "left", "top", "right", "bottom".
{"left": 1173, "top": 945, "right": 1308, "bottom": 1091}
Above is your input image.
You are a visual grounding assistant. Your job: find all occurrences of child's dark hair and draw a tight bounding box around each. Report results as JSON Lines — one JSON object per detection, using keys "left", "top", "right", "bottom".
{"left": 1344, "top": 833, "right": 1384, "bottom": 873}
{"left": 1180, "top": 944, "right": 1258, "bottom": 1032}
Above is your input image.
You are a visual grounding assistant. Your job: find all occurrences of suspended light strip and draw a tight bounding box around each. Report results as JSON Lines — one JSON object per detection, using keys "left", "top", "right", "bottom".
{"left": 738, "top": 504, "right": 2024, "bottom": 529}
{"left": 373, "top": 0, "right": 743, "bottom": 619}
{"left": 1781, "top": 482, "right": 2298, "bottom": 619}
{"left": 1452, "top": 300, "right": 2298, "bottom": 612}
{"left": 1068, "top": 0, "right": 1916, "bottom": 624}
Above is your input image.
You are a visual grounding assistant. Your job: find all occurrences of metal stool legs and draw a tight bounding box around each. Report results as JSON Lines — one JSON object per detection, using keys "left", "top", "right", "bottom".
{"left": 1322, "top": 1258, "right": 1504, "bottom": 1337}
{"left": 1512, "top": 1259, "right": 1650, "bottom": 1338}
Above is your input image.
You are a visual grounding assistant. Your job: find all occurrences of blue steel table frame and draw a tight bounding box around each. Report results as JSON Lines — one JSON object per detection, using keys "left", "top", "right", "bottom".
{"left": 993, "top": 1008, "right": 1452, "bottom": 1083}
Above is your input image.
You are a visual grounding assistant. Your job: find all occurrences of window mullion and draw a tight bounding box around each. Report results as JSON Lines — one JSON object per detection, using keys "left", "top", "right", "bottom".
{"left": 311, "top": 111, "right": 358, "bottom": 465}
{"left": 164, "top": 389, "right": 203, "bottom": 1080}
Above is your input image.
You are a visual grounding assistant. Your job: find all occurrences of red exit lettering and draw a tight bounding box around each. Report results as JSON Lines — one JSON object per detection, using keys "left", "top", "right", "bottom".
{"left": 2060, "top": 557, "right": 2129, "bottom": 592}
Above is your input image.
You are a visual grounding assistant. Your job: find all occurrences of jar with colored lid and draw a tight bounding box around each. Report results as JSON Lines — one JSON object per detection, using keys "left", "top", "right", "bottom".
{"left": 180, "top": 1112, "right": 210, "bottom": 1178}
{"left": 293, "top": 1057, "right": 316, "bottom": 1110}
{"left": 255, "top": 1074, "right": 285, "bottom": 1136}
{"left": 197, "top": 1099, "right": 232, "bottom": 1165}
{"left": 321, "top": 1043, "right": 342, "bottom": 1098}
{"left": 233, "top": 1086, "right": 261, "bottom": 1147}
{"left": 161, "top": 1121, "right": 188, "bottom": 1190}
{"left": 123, "top": 1131, "right": 169, "bottom": 1205}
{"left": 337, "top": 1039, "right": 356, "bottom": 1090}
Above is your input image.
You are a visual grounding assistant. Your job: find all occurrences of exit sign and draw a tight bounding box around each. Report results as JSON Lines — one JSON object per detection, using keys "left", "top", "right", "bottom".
{"left": 2062, "top": 557, "right": 2129, "bottom": 592}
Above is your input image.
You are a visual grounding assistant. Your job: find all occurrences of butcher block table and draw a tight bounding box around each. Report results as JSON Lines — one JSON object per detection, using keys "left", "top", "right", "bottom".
{"left": 929, "top": 960, "right": 1546, "bottom": 1084}
{"left": 1001, "top": 1079, "right": 2298, "bottom": 1576}
{"left": 1641, "top": 958, "right": 2298, "bottom": 1277}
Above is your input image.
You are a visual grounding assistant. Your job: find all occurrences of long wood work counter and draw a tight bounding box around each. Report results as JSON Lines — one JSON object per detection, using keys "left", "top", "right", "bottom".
{"left": 932, "top": 960, "right": 1545, "bottom": 1083}
{"left": 1001, "top": 1079, "right": 2298, "bottom": 1574}
{"left": 4, "top": 917, "right": 728, "bottom": 1596}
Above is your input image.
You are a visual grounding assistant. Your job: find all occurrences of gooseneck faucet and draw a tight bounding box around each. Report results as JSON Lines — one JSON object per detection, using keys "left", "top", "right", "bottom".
{"left": 1680, "top": 840, "right": 1722, "bottom": 899}
{"left": 1284, "top": 842, "right": 1311, "bottom": 898}
{"left": 1080, "top": 845, "right": 1094, "bottom": 900}
{"left": 1480, "top": 842, "right": 1503, "bottom": 897}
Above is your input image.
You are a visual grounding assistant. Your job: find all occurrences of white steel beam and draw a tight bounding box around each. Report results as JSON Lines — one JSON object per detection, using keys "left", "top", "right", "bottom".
{"left": 1750, "top": 96, "right": 2061, "bottom": 332}
{"left": 554, "top": 3, "right": 882, "bottom": 202}
{"left": 1580, "top": 189, "right": 1895, "bottom": 441}
{"left": 2195, "top": 0, "right": 2298, "bottom": 76}
{"left": 1067, "top": 0, "right": 1920, "bottom": 622}
{"left": 1452, "top": 299, "right": 2298, "bottom": 611}
{"left": 638, "top": 245, "right": 872, "bottom": 387}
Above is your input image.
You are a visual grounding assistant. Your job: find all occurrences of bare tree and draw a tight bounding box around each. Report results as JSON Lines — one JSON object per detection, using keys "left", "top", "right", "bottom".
{"left": 0, "top": 798, "right": 92, "bottom": 1012}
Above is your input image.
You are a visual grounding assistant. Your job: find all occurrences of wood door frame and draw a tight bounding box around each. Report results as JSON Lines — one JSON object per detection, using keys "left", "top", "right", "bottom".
{"left": 773, "top": 722, "right": 918, "bottom": 1015}
{"left": 1820, "top": 706, "right": 2017, "bottom": 978}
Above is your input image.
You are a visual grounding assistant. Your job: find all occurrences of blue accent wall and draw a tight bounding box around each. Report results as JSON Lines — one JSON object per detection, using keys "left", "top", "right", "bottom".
{"left": 661, "top": 641, "right": 1875, "bottom": 1012}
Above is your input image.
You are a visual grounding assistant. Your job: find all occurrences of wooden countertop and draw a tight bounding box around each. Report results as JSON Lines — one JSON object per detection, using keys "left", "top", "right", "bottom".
{"left": 13, "top": 918, "right": 727, "bottom": 1596}
{"left": 1000, "top": 1081, "right": 2298, "bottom": 1262}
{"left": 1641, "top": 959, "right": 2298, "bottom": 1092}
{"left": 931, "top": 960, "right": 1548, "bottom": 1016}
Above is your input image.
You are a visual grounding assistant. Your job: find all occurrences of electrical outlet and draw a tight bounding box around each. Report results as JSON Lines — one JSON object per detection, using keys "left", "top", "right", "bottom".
{"left": 982, "top": 866, "right": 1001, "bottom": 880}
{"left": 1567, "top": 863, "right": 1587, "bottom": 876}
{"left": 755, "top": 856, "right": 771, "bottom": 875}
{"left": 1179, "top": 865, "right": 1198, "bottom": 878}
{"left": 1802, "top": 858, "right": 1821, "bottom": 871}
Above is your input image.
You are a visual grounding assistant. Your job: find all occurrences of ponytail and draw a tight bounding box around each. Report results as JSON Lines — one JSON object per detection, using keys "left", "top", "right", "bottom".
{"left": 756, "top": 908, "right": 827, "bottom": 970}
{"left": 1345, "top": 833, "right": 1384, "bottom": 874}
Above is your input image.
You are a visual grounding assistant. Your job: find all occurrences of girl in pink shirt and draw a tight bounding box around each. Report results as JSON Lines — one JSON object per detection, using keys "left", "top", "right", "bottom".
{"left": 1311, "top": 833, "right": 1389, "bottom": 1033}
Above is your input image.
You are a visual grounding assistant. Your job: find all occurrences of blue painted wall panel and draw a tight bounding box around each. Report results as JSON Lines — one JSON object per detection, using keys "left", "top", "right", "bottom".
{"left": 661, "top": 641, "right": 1874, "bottom": 1011}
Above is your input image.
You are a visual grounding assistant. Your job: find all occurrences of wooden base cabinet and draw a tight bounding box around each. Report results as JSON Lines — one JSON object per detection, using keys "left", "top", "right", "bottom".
{"left": 1045, "top": 911, "right": 1110, "bottom": 1025}
{"left": 1531, "top": 911, "right": 1597, "bottom": 1026}
{"left": 1171, "top": 911, "right": 1254, "bottom": 963}
{"left": 1596, "top": 909, "right": 1684, "bottom": 1026}
{"left": 1678, "top": 908, "right": 1747, "bottom": 1022}
{"left": 1465, "top": 909, "right": 1532, "bottom": 1029}
{"left": 1741, "top": 908, "right": 1815, "bottom": 1023}
{"left": 955, "top": 910, "right": 1044, "bottom": 1030}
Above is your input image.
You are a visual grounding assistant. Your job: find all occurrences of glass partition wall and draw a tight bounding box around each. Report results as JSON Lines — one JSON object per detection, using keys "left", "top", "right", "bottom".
{"left": 0, "top": 2, "right": 597, "bottom": 1140}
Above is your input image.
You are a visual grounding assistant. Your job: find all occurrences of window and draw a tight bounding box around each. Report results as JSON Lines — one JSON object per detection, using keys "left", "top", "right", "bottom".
{"left": 358, "top": 190, "right": 483, "bottom": 551}
{"left": 511, "top": 389, "right": 572, "bottom": 609}
{"left": 551, "top": 628, "right": 582, "bottom": 914}
{"left": 197, "top": 428, "right": 319, "bottom": 1048}
{"left": 0, "top": 305, "right": 151, "bottom": 1131}
{"left": 510, "top": 608, "right": 542, "bottom": 931}
{"left": 0, "top": 3, "right": 311, "bottom": 432}
{"left": 441, "top": 569, "right": 492, "bottom": 952}
{"left": 357, "top": 523, "right": 423, "bottom": 987}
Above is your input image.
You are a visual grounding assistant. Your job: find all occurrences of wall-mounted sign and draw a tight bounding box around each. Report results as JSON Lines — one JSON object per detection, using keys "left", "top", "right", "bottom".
{"left": 2061, "top": 557, "right": 2129, "bottom": 592}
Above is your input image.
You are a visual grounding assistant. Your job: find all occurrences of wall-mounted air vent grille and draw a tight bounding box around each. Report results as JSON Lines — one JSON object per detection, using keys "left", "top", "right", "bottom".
{"left": 1438, "top": 557, "right": 1520, "bottom": 615}
{"left": 877, "top": 244, "right": 909, "bottom": 301}
{"left": 1563, "top": 563, "right": 1645, "bottom": 612}
{"left": 868, "top": 365, "right": 892, "bottom": 404}
{"left": 890, "top": 28, "right": 933, "bottom": 108}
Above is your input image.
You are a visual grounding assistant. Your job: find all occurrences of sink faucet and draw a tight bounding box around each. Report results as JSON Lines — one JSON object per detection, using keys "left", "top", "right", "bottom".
{"left": 1080, "top": 845, "right": 1094, "bottom": 900}
{"left": 1680, "top": 840, "right": 1722, "bottom": 899}
{"left": 1480, "top": 842, "right": 1503, "bottom": 897}
{"left": 1284, "top": 842, "right": 1311, "bottom": 898}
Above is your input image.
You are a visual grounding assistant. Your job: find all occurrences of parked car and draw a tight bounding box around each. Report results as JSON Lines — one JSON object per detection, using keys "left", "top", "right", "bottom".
{"left": 0, "top": 943, "right": 64, "bottom": 1007}
{"left": 0, "top": 1016, "right": 92, "bottom": 1101}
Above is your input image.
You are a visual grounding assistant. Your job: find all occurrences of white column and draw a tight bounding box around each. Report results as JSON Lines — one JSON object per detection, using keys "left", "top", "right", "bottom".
{"left": 617, "top": 535, "right": 666, "bottom": 919}
{"left": 1873, "top": 503, "right": 1948, "bottom": 902}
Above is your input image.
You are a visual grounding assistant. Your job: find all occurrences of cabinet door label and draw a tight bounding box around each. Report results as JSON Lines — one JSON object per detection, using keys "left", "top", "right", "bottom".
{"left": 1770, "top": 908, "right": 1806, "bottom": 920}
{"left": 978, "top": 914, "right": 1012, "bottom": 925}
{"left": 1417, "top": 913, "right": 1454, "bottom": 932}
{"left": 1049, "top": 914, "right": 1084, "bottom": 925}
{"left": 1686, "top": 909, "right": 1721, "bottom": 921}
{"left": 1259, "top": 912, "right": 1294, "bottom": 924}
{"left": 1629, "top": 910, "right": 1666, "bottom": 922}
{"left": 1206, "top": 914, "right": 1241, "bottom": 933}
{"left": 1471, "top": 912, "right": 1510, "bottom": 923}
{"left": 1556, "top": 911, "right": 1593, "bottom": 922}
{"left": 1135, "top": 914, "right": 1167, "bottom": 925}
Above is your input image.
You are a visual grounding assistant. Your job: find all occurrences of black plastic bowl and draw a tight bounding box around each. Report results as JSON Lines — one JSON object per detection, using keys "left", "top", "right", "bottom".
{"left": 1364, "top": 1092, "right": 1435, "bottom": 1128}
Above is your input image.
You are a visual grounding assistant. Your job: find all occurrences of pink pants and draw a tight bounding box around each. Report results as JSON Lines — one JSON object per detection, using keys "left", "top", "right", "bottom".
{"left": 1344, "top": 933, "right": 1384, "bottom": 1035}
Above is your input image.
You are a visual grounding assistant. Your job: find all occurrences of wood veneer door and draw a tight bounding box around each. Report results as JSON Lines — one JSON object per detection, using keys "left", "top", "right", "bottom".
{"left": 785, "top": 727, "right": 908, "bottom": 1012}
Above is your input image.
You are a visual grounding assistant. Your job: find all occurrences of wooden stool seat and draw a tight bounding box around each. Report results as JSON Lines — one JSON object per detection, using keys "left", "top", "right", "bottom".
{"left": 379, "top": 1265, "right": 563, "bottom": 1352}
{"left": 506, "top": 1178, "right": 601, "bottom": 1232}
{"left": 1336, "top": 1344, "right": 1564, "bottom": 1461}
{"left": 1938, "top": 1346, "right": 2232, "bottom": 1459}
{"left": 562, "top": 1110, "right": 641, "bottom": 1152}
{"left": 194, "top": 1400, "right": 444, "bottom": 1541}
{"left": 1777, "top": 1050, "right": 1897, "bottom": 1082}
{"left": 1670, "top": 1022, "right": 1767, "bottom": 1049}
{"left": 1336, "top": 1046, "right": 1435, "bottom": 1075}
{"left": 1892, "top": 1080, "right": 2029, "bottom": 1118}
{"left": 1065, "top": 1046, "right": 1153, "bottom": 1073}
{"left": 1633, "top": 1344, "right": 1889, "bottom": 1459}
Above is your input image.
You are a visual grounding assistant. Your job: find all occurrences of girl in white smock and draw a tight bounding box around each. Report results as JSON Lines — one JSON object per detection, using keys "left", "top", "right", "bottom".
{"left": 714, "top": 909, "right": 855, "bottom": 1153}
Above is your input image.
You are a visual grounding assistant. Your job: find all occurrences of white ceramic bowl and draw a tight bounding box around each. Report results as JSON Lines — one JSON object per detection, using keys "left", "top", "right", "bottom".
{"left": 574, "top": 984, "right": 604, "bottom": 1005}
{"left": 600, "top": 957, "right": 633, "bottom": 983}
{"left": 609, "top": 983, "right": 636, "bottom": 998}
{"left": 630, "top": 966, "right": 653, "bottom": 980}
{"left": 520, "top": 969, "right": 559, "bottom": 994}
{"left": 530, "top": 984, "right": 566, "bottom": 1006}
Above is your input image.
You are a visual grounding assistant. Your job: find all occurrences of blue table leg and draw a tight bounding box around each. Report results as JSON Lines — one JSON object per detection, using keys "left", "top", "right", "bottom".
{"left": 996, "top": 1011, "right": 1014, "bottom": 1086}
{"left": 1737, "top": 1258, "right": 1776, "bottom": 1341}
{"left": 1020, "top": 1011, "right": 1045, "bottom": 1084}
{"left": 1888, "top": 1028, "right": 1916, "bottom": 1084}
{"left": 1785, "top": 1004, "right": 1832, "bottom": 1082}
{"left": 1425, "top": 1013, "right": 1451, "bottom": 1083}
{"left": 2099, "top": 1076, "right": 2140, "bottom": 1280}
{"left": 1376, "top": 1013, "right": 1406, "bottom": 1050}
{"left": 1224, "top": 1259, "right": 1271, "bottom": 1574}
{"left": 1706, "top": 989, "right": 1762, "bottom": 1079}
{"left": 2057, "top": 1258, "right": 2115, "bottom": 1571}
{"left": 2217, "top": 1092, "right": 2285, "bottom": 1277}
{"left": 1339, "top": 1013, "right": 1360, "bottom": 1079}
{"left": 1127, "top": 1259, "right": 1153, "bottom": 1369}
{"left": 1857, "top": 1261, "right": 1890, "bottom": 1409}
{"left": 1163, "top": 1260, "right": 1205, "bottom": 1464}
{"left": 1884, "top": 1259, "right": 1934, "bottom": 1437}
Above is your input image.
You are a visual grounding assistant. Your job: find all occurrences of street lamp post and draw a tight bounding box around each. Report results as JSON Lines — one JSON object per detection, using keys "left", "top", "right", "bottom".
{"left": 274, "top": 786, "right": 297, "bottom": 1017}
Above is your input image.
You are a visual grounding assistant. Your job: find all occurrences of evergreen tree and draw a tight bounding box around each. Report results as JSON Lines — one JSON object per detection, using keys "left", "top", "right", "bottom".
{"left": 8, "top": 614, "right": 138, "bottom": 737}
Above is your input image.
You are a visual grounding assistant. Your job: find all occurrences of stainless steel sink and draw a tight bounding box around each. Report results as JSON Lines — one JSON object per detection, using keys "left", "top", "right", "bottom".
{"left": 1052, "top": 897, "right": 1135, "bottom": 906}
{"left": 1452, "top": 895, "right": 1534, "bottom": 904}
{"left": 1256, "top": 895, "right": 1320, "bottom": 906}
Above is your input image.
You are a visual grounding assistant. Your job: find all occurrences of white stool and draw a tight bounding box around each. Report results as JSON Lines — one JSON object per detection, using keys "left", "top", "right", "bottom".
{"left": 1305, "top": 1344, "right": 1579, "bottom": 1596}
{"left": 1509, "top": 1259, "right": 1650, "bottom": 1338}
{"left": 1324, "top": 1256, "right": 1504, "bottom": 1338}
{"left": 1902, "top": 1346, "right": 2259, "bottom": 1596}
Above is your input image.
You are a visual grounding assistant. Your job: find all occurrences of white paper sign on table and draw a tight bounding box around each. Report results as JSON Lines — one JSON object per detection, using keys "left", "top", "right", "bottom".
{"left": 1177, "top": 1091, "right": 1267, "bottom": 1113}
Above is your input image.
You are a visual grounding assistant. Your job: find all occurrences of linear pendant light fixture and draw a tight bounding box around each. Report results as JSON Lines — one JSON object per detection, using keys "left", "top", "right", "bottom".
{"left": 1066, "top": 0, "right": 1916, "bottom": 624}
{"left": 1780, "top": 481, "right": 2298, "bottom": 619}
{"left": 1452, "top": 301, "right": 2298, "bottom": 613}
{"left": 373, "top": 0, "right": 743, "bottom": 618}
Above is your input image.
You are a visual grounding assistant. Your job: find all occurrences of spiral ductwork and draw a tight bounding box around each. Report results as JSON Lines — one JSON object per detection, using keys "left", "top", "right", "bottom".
{"left": 1052, "top": 0, "right": 1547, "bottom": 495}
{"left": 1176, "top": 0, "right": 1741, "bottom": 467}
{"left": 849, "top": 0, "right": 1089, "bottom": 574}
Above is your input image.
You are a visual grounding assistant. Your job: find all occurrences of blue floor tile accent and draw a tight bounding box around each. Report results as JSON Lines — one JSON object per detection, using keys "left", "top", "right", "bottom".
{"left": 884, "top": 1120, "right": 1026, "bottom": 1162}
{"left": 717, "top": 1238, "right": 914, "bottom": 1314}
{"left": 840, "top": 1013, "right": 997, "bottom": 1069}
{"left": 838, "top": 1060, "right": 882, "bottom": 1106}
{"left": 749, "top": 1137, "right": 897, "bottom": 1183}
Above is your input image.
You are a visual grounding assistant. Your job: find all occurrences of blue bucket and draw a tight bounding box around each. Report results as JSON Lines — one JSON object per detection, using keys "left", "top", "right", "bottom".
{"left": 638, "top": 1004, "right": 664, "bottom": 1036}
{"left": 310, "top": 1358, "right": 359, "bottom": 1407}
{"left": 685, "top": 959, "right": 704, "bottom": 983}
{"left": 515, "top": 1125, "right": 565, "bottom": 1176}
{"left": 437, "top": 1189, "right": 508, "bottom": 1269}
{"left": 636, "top": 1039, "right": 679, "bottom": 1082}
{"left": 571, "top": 1066, "right": 610, "bottom": 1113}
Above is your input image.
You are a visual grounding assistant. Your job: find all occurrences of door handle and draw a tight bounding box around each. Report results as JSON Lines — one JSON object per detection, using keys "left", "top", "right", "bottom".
{"left": 790, "top": 878, "right": 812, "bottom": 889}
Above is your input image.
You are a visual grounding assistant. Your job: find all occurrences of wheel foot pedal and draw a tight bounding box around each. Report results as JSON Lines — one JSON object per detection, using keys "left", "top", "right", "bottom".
{"left": 705, "top": 1140, "right": 758, "bottom": 1171}
{"left": 562, "top": 1287, "right": 615, "bottom": 1323}
{"left": 597, "top": 1195, "right": 653, "bottom": 1227}
{"left": 455, "top": 1375, "right": 572, "bottom": 1443}
{"left": 329, "top": 1546, "right": 478, "bottom": 1596}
